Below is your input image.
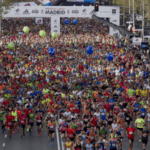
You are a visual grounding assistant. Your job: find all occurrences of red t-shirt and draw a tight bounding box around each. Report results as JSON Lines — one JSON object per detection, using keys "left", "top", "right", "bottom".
{"left": 24, "top": 109, "right": 33, "bottom": 116}
{"left": 6, "top": 115, "right": 14, "bottom": 126}
{"left": 104, "top": 104, "right": 111, "bottom": 113}
{"left": 3, "top": 100, "right": 9, "bottom": 106}
{"left": 67, "top": 128, "right": 75, "bottom": 138}
{"left": 19, "top": 115, "right": 27, "bottom": 125}
{"left": 127, "top": 127, "right": 136, "bottom": 139}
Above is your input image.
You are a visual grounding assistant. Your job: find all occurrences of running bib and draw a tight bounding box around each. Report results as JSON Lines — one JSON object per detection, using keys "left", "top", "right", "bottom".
{"left": 109, "top": 118, "right": 112, "bottom": 121}
{"left": 68, "top": 134, "right": 73, "bottom": 138}
{"left": 67, "top": 148, "right": 70, "bottom": 150}
{"left": 141, "top": 113, "right": 145, "bottom": 116}
{"left": 129, "top": 131, "right": 133, "bottom": 135}
{"left": 112, "top": 144, "right": 116, "bottom": 147}
{"left": 126, "top": 118, "right": 129, "bottom": 120}
{"left": 101, "top": 113, "right": 105, "bottom": 115}
{"left": 21, "top": 120, "right": 24, "bottom": 123}
{"left": 84, "top": 119, "right": 88, "bottom": 121}
{"left": 8, "top": 122, "right": 12, "bottom": 125}
{"left": 143, "top": 133, "right": 147, "bottom": 137}
{"left": 37, "top": 120, "right": 41, "bottom": 123}
{"left": 90, "top": 136, "right": 94, "bottom": 139}
{"left": 50, "top": 126, "right": 54, "bottom": 129}
{"left": 137, "top": 123, "right": 141, "bottom": 127}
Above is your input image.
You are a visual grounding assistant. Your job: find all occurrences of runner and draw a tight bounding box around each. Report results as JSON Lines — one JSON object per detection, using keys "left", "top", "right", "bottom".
{"left": 108, "top": 133, "right": 118, "bottom": 150}
{"left": 11, "top": 106, "right": 17, "bottom": 133}
{"left": 141, "top": 125, "right": 149, "bottom": 150}
{"left": 64, "top": 137, "right": 72, "bottom": 150}
{"left": 6, "top": 111, "right": 14, "bottom": 139}
{"left": 95, "top": 136, "right": 105, "bottom": 150}
{"left": 27, "top": 109, "right": 34, "bottom": 136}
{"left": 0, "top": 106, "right": 6, "bottom": 133}
{"left": 48, "top": 117, "right": 55, "bottom": 146}
{"left": 73, "top": 138, "right": 82, "bottom": 150}
{"left": 35, "top": 111, "right": 43, "bottom": 137}
{"left": 135, "top": 115, "right": 145, "bottom": 142}
{"left": 19, "top": 110, "right": 27, "bottom": 138}
{"left": 126, "top": 123, "right": 136, "bottom": 150}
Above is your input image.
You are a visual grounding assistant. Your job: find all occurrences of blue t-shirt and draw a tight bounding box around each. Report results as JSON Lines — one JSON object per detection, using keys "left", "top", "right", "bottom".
{"left": 108, "top": 98, "right": 115, "bottom": 108}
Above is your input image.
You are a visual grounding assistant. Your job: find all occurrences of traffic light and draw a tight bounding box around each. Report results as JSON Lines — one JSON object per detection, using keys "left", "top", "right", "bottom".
{"left": 94, "top": 2, "right": 99, "bottom": 12}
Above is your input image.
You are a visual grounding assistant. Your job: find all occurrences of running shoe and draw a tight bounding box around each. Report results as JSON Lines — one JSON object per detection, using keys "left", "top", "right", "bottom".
{"left": 51, "top": 143, "right": 53, "bottom": 146}
{"left": 139, "top": 139, "right": 141, "bottom": 142}
{"left": 38, "top": 134, "right": 40, "bottom": 137}
{"left": 48, "top": 136, "right": 50, "bottom": 140}
{"left": 13, "top": 130, "right": 15, "bottom": 133}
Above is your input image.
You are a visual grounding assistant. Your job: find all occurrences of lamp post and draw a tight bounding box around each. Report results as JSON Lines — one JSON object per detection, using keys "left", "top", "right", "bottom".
{"left": 142, "top": 1, "right": 144, "bottom": 41}
{"left": 129, "top": 0, "right": 130, "bottom": 14}
{"left": 133, "top": 0, "right": 135, "bottom": 27}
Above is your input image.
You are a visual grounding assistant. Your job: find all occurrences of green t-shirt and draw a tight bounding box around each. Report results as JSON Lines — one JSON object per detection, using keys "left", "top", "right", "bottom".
{"left": 99, "top": 129, "right": 107, "bottom": 138}
{"left": 29, "top": 114, "right": 34, "bottom": 121}
{"left": 42, "top": 89, "right": 50, "bottom": 94}
{"left": 135, "top": 118, "right": 145, "bottom": 128}
{"left": 72, "top": 123, "right": 76, "bottom": 129}
{"left": 140, "top": 101, "right": 144, "bottom": 105}
{"left": 128, "top": 89, "right": 135, "bottom": 96}
{"left": 0, "top": 111, "right": 6, "bottom": 121}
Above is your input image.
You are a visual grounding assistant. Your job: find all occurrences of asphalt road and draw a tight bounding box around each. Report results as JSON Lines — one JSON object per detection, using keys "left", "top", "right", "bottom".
{"left": 0, "top": 124, "right": 58, "bottom": 150}
{"left": 1, "top": 124, "right": 150, "bottom": 150}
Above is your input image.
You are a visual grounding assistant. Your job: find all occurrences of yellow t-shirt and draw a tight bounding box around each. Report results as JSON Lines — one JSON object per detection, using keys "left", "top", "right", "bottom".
{"left": 141, "top": 90, "right": 147, "bottom": 97}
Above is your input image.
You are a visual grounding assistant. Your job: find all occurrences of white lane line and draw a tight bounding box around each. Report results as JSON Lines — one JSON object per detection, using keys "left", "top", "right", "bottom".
{"left": 56, "top": 126, "right": 61, "bottom": 150}
{"left": 61, "top": 135, "right": 64, "bottom": 150}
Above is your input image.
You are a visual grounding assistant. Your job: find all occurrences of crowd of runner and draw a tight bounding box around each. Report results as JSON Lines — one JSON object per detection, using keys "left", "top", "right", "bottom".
{"left": 0, "top": 18, "right": 150, "bottom": 150}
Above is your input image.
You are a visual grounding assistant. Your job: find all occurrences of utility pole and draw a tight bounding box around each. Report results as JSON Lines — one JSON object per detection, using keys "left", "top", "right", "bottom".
{"left": 133, "top": 0, "right": 135, "bottom": 33}
{"left": 129, "top": 0, "right": 130, "bottom": 14}
{"left": 142, "top": 1, "right": 144, "bottom": 41}
{"left": 0, "top": 0, "right": 2, "bottom": 35}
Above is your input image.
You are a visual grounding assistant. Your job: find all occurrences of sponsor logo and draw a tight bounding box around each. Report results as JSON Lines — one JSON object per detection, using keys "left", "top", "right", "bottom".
{"left": 24, "top": 3, "right": 30, "bottom": 6}
{"left": 89, "top": 10, "right": 96, "bottom": 15}
{"left": 54, "top": 20, "right": 57, "bottom": 23}
{"left": 15, "top": 9, "right": 20, "bottom": 14}
{"left": 82, "top": 9, "right": 87, "bottom": 15}
{"left": 32, "top": 10, "right": 39, "bottom": 14}
{"left": 72, "top": 10, "right": 79, "bottom": 14}
{"left": 16, "top": 9, "right": 20, "bottom": 13}
{"left": 41, "top": 10, "right": 44, "bottom": 14}
{"left": 136, "top": 38, "right": 139, "bottom": 41}
{"left": 67, "top": 10, "right": 70, "bottom": 14}
{"left": 113, "top": 20, "right": 117, "bottom": 22}
{"left": 45, "top": 10, "right": 65, "bottom": 14}
{"left": 37, "top": 19, "right": 41, "bottom": 24}
{"left": 112, "top": 9, "right": 116, "bottom": 14}
{"left": 23, "top": 9, "right": 30, "bottom": 14}
{"left": 54, "top": 25, "right": 57, "bottom": 28}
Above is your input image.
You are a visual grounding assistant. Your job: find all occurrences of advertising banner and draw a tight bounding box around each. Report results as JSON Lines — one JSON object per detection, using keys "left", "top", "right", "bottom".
{"left": 132, "top": 37, "right": 142, "bottom": 45}
{"left": 35, "top": 18, "right": 43, "bottom": 24}
{"left": 3, "top": 6, "right": 119, "bottom": 20}
{"left": 3, "top": 6, "right": 119, "bottom": 36}
{"left": 13, "top": 2, "right": 37, "bottom": 6}
{"left": 38, "top": 0, "right": 51, "bottom": 5}
{"left": 51, "top": 17, "right": 60, "bottom": 35}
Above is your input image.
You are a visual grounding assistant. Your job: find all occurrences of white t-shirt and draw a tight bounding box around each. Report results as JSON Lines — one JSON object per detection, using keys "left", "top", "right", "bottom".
{"left": 63, "top": 112, "right": 71, "bottom": 117}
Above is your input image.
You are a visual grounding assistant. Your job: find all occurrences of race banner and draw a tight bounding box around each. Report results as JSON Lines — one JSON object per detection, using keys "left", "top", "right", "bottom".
{"left": 35, "top": 18, "right": 43, "bottom": 24}
{"left": 132, "top": 37, "right": 142, "bottom": 45}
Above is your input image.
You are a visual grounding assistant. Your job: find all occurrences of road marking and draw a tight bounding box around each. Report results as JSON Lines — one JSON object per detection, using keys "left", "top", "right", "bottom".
{"left": 61, "top": 135, "right": 64, "bottom": 150}
{"left": 56, "top": 126, "right": 60, "bottom": 150}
